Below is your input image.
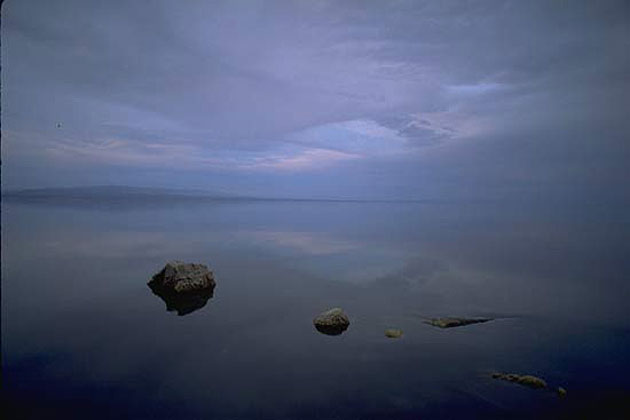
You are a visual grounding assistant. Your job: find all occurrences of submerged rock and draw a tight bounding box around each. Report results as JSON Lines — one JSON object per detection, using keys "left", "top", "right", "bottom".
{"left": 425, "top": 317, "right": 493, "bottom": 328}
{"left": 313, "top": 308, "right": 350, "bottom": 335}
{"left": 491, "top": 372, "right": 548, "bottom": 389}
{"left": 384, "top": 329, "right": 403, "bottom": 339}
{"left": 148, "top": 261, "right": 216, "bottom": 316}
{"left": 557, "top": 386, "right": 567, "bottom": 397}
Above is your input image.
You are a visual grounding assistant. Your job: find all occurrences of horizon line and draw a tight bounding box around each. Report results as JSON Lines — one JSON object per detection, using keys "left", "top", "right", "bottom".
{"left": 1, "top": 184, "right": 434, "bottom": 204}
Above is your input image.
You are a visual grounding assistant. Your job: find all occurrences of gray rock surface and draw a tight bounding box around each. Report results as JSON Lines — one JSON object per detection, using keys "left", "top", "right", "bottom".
{"left": 425, "top": 317, "right": 493, "bottom": 328}
{"left": 384, "top": 329, "right": 403, "bottom": 338}
{"left": 148, "top": 261, "right": 216, "bottom": 316}
{"left": 313, "top": 308, "right": 350, "bottom": 335}
{"left": 149, "top": 261, "right": 215, "bottom": 293}
{"left": 491, "top": 372, "right": 548, "bottom": 389}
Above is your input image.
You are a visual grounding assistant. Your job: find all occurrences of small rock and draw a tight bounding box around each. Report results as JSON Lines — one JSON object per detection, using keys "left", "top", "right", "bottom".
{"left": 425, "top": 317, "right": 493, "bottom": 328}
{"left": 313, "top": 308, "right": 350, "bottom": 335}
{"left": 557, "top": 386, "right": 567, "bottom": 397}
{"left": 384, "top": 329, "right": 403, "bottom": 338}
{"left": 491, "top": 372, "right": 547, "bottom": 389}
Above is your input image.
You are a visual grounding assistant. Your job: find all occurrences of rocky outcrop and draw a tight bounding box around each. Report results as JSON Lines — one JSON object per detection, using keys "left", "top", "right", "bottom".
{"left": 148, "top": 261, "right": 216, "bottom": 316}
{"left": 491, "top": 372, "right": 548, "bottom": 389}
{"left": 425, "top": 317, "right": 493, "bottom": 328}
{"left": 313, "top": 308, "right": 350, "bottom": 335}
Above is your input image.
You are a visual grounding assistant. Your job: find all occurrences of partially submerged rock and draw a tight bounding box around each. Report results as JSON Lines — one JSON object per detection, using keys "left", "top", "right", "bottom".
{"left": 148, "top": 261, "right": 216, "bottom": 316}
{"left": 425, "top": 317, "right": 493, "bottom": 329}
{"left": 491, "top": 372, "right": 548, "bottom": 389}
{"left": 313, "top": 308, "right": 350, "bottom": 335}
{"left": 149, "top": 261, "right": 216, "bottom": 293}
{"left": 384, "top": 329, "right": 403, "bottom": 339}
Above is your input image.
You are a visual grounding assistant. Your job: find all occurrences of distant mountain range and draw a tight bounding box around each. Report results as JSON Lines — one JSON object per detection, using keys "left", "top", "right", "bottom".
{"left": 2, "top": 185, "right": 428, "bottom": 205}
{"left": 2, "top": 186, "right": 260, "bottom": 208}
{"left": 3, "top": 185, "right": 238, "bottom": 199}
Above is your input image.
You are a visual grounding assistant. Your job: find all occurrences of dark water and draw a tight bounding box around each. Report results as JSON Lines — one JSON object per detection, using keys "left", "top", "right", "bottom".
{"left": 2, "top": 198, "right": 629, "bottom": 419}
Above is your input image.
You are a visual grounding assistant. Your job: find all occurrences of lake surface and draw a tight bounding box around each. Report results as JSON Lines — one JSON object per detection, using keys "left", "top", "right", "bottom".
{"left": 2, "top": 197, "right": 629, "bottom": 419}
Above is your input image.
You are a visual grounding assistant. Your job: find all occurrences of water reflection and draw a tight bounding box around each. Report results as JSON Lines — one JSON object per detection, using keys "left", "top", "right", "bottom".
{"left": 148, "top": 283, "right": 214, "bottom": 316}
{"left": 2, "top": 199, "right": 629, "bottom": 419}
{"left": 314, "top": 324, "right": 348, "bottom": 336}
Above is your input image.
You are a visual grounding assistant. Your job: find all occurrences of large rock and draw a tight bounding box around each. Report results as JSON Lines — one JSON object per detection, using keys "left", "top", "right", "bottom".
{"left": 149, "top": 261, "right": 216, "bottom": 292}
{"left": 313, "top": 308, "right": 350, "bottom": 335}
{"left": 148, "top": 261, "right": 216, "bottom": 316}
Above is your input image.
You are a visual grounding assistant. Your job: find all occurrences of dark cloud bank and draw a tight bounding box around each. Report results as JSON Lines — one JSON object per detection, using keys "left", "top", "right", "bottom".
{"left": 2, "top": 0, "right": 629, "bottom": 201}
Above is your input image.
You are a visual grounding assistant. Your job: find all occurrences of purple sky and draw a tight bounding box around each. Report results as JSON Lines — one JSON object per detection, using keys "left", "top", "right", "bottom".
{"left": 2, "top": 1, "right": 629, "bottom": 199}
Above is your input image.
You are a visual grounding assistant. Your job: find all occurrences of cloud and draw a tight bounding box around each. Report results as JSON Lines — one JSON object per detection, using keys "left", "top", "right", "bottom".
{"left": 238, "top": 148, "right": 359, "bottom": 171}
{"left": 2, "top": 0, "right": 629, "bottom": 198}
{"left": 35, "top": 133, "right": 359, "bottom": 173}
{"left": 286, "top": 119, "right": 406, "bottom": 156}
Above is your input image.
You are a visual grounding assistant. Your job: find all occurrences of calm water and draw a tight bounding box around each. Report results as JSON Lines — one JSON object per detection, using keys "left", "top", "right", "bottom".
{"left": 2, "top": 197, "right": 629, "bottom": 419}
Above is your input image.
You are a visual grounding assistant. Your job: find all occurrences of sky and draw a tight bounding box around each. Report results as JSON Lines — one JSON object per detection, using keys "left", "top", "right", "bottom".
{"left": 2, "top": 0, "right": 629, "bottom": 199}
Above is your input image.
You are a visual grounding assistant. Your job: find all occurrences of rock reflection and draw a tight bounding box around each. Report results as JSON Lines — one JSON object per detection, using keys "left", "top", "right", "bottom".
{"left": 148, "top": 284, "right": 214, "bottom": 316}
{"left": 314, "top": 324, "right": 348, "bottom": 336}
